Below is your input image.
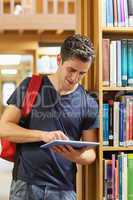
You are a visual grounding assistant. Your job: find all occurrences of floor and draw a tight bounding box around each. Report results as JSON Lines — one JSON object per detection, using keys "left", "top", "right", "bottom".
{"left": 0, "top": 159, "right": 13, "bottom": 200}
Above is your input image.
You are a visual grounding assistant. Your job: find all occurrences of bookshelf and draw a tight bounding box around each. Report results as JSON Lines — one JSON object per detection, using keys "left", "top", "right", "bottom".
{"left": 93, "top": 0, "right": 133, "bottom": 199}
{"left": 76, "top": 1, "right": 97, "bottom": 200}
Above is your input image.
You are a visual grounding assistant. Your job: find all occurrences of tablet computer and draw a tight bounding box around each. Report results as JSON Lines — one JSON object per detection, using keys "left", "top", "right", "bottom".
{"left": 40, "top": 140, "right": 99, "bottom": 149}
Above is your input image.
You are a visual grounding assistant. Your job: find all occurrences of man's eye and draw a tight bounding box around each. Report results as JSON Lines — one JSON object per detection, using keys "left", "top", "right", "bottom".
{"left": 69, "top": 68, "right": 76, "bottom": 73}
{"left": 80, "top": 72, "right": 85, "bottom": 76}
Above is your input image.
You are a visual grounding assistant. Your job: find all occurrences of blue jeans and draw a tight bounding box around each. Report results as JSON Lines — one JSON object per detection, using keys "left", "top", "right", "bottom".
{"left": 9, "top": 179, "right": 77, "bottom": 200}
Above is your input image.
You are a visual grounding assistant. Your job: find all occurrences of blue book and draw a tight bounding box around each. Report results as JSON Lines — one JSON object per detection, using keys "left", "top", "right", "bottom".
{"left": 106, "top": 0, "right": 114, "bottom": 27}
{"left": 127, "top": 40, "right": 133, "bottom": 86}
{"left": 119, "top": 102, "right": 124, "bottom": 146}
{"left": 117, "top": 0, "right": 122, "bottom": 26}
{"left": 121, "top": 39, "right": 128, "bottom": 86}
{"left": 103, "top": 104, "right": 109, "bottom": 146}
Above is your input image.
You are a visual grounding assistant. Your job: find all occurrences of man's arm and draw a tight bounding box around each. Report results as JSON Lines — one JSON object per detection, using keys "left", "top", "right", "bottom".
{"left": 74, "top": 128, "right": 98, "bottom": 165}
{"left": 0, "top": 105, "right": 68, "bottom": 143}
{"left": 52, "top": 128, "right": 98, "bottom": 165}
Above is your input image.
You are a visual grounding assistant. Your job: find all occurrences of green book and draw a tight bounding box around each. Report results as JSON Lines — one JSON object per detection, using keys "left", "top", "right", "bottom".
{"left": 128, "top": 154, "right": 133, "bottom": 200}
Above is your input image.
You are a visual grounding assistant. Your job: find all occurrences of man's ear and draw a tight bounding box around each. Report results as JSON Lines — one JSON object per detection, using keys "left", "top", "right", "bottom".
{"left": 57, "top": 54, "right": 62, "bottom": 66}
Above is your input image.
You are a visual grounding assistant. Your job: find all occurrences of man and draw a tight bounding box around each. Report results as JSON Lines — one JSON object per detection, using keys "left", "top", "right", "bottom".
{"left": 0, "top": 34, "right": 99, "bottom": 200}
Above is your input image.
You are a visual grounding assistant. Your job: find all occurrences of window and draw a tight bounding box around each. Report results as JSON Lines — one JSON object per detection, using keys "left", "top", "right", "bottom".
{"left": 2, "top": 82, "right": 16, "bottom": 106}
{"left": 37, "top": 46, "right": 60, "bottom": 74}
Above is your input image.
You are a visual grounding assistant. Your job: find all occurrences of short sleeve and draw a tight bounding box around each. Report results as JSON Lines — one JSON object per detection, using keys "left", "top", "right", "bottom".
{"left": 7, "top": 77, "right": 31, "bottom": 109}
{"left": 81, "top": 94, "right": 99, "bottom": 131}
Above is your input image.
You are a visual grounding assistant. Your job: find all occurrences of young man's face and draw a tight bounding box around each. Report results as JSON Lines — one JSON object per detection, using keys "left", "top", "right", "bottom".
{"left": 57, "top": 55, "right": 92, "bottom": 92}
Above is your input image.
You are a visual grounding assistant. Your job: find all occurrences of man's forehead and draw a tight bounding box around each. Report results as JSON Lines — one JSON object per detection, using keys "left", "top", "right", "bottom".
{"left": 68, "top": 64, "right": 90, "bottom": 73}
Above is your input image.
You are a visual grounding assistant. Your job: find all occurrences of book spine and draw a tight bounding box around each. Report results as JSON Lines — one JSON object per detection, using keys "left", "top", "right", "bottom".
{"left": 102, "top": 0, "right": 107, "bottom": 27}
{"left": 108, "top": 99, "right": 114, "bottom": 146}
{"left": 115, "top": 160, "right": 119, "bottom": 200}
{"left": 118, "top": 154, "right": 122, "bottom": 200}
{"left": 102, "top": 39, "right": 110, "bottom": 86}
{"left": 131, "top": 100, "right": 133, "bottom": 145}
{"left": 128, "top": 154, "right": 133, "bottom": 200}
{"left": 110, "top": 40, "right": 117, "bottom": 86}
{"left": 120, "top": 0, "right": 126, "bottom": 26}
{"left": 119, "top": 102, "right": 124, "bottom": 146}
{"left": 114, "top": 0, "right": 118, "bottom": 26}
{"left": 106, "top": 0, "right": 114, "bottom": 27}
{"left": 129, "top": 100, "right": 133, "bottom": 145}
{"left": 116, "top": 40, "right": 122, "bottom": 87}
{"left": 128, "top": 0, "right": 133, "bottom": 26}
{"left": 113, "top": 101, "right": 120, "bottom": 146}
{"left": 112, "top": 154, "right": 116, "bottom": 199}
{"left": 107, "top": 160, "right": 113, "bottom": 199}
{"left": 121, "top": 39, "right": 128, "bottom": 86}
{"left": 103, "top": 104, "right": 109, "bottom": 146}
{"left": 122, "top": 154, "right": 127, "bottom": 200}
{"left": 117, "top": 0, "right": 123, "bottom": 26}
{"left": 103, "top": 159, "right": 106, "bottom": 199}
{"left": 127, "top": 39, "right": 133, "bottom": 86}
{"left": 126, "top": 98, "right": 130, "bottom": 146}
{"left": 124, "top": 0, "right": 129, "bottom": 26}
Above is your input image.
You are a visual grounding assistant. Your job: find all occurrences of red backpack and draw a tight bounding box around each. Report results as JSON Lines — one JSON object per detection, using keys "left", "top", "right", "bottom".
{"left": 0, "top": 74, "right": 43, "bottom": 162}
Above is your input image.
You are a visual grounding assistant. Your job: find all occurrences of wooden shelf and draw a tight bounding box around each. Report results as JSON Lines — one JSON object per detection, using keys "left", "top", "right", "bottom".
{"left": 102, "top": 27, "right": 133, "bottom": 34}
{"left": 0, "top": 15, "right": 75, "bottom": 33}
{"left": 4, "top": 0, "right": 20, "bottom": 3}
{"left": 103, "top": 146, "right": 133, "bottom": 151}
{"left": 94, "top": 1, "right": 133, "bottom": 199}
{"left": 102, "top": 86, "right": 133, "bottom": 91}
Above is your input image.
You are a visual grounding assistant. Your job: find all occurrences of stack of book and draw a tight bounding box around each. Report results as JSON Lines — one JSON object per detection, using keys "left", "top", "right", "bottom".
{"left": 102, "top": 39, "right": 133, "bottom": 87}
{"left": 103, "top": 95, "right": 133, "bottom": 146}
{"left": 103, "top": 153, "right": 133, "bottom": 200}
{"left": 102, "top": 0, "right": 133, "bottom": 27}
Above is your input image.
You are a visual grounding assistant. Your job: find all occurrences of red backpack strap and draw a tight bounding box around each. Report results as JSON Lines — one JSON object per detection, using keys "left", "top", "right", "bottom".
{"left": 21, "top": 74, "right": 43, "bottom": 117}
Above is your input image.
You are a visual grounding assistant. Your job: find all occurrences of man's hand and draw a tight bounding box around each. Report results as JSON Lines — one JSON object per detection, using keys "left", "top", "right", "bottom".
{"left": 41, "top": 131, "right": 69, "bottom": 143}
{"left": 51, "top": 145, "right": 91, "bottom": 163}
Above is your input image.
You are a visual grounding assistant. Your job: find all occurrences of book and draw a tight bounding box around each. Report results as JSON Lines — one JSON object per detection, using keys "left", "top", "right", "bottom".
{"left": 116, "top": 40, "right": 122, "bottom": 86}
{"left": 127, "top": 40, "right": 133, "bottom": 86}
{"left": 113, "top": 101, "right": 120, "bottom": 146}
{"left": 128, "top": 0, "right": 133, "bottom": 26}
{"left": 40, "top": 140, "right": 99, "bottom": 149}
{"left": 124, "top": 0, "right": 129, "bottom": 26}
{"left": 110, "top": 40, "right": 117, "bottom": 86}
{"left": 128, "top": 154, "right": 133, "bottom": 200}
{"left": 106, "top": 0, "right": 114, "bottom": 27}
{"left": 113, "top": 0, "right": 118, "bottom": 26}
{"left": 108, "top": 99, "right": 114, "bottom": 146}
{"left": 103, "top": 103, "right": 109, "bottom": 146}
{"left": 119, "top": 102, "right": 125, "bottom": 146}
{"left": 102, "top": 38, "right": 110, "bottom": 86}
{"left": 117, "top": 0, "right": 123, "bottom": 26}
{"left": 121, "top": 39, "right": 128, "bottom": 86}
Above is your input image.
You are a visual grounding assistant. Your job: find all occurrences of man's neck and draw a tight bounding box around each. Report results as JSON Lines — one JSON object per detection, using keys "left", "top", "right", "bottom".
{"left": 48, "top": 74, "right": 78, "bottom": 96}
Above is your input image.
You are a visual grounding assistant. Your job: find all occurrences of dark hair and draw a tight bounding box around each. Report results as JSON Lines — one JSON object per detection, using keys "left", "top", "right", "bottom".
{"left": 60, "top": 34, "right": 95, "bottom": 63}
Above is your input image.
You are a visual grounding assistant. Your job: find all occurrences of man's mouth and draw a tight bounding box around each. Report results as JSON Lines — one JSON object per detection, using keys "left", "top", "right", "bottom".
{"left": 66, "top": 79, "right": 74, "bottom": 85}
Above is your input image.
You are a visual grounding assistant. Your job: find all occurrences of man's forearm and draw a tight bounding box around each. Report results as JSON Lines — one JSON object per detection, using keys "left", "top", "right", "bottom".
{"left": 0, "top": 121, "right": 44, "bottom": 143}
{"left": 74, "top": 149, "right": 96, "bottom": 165}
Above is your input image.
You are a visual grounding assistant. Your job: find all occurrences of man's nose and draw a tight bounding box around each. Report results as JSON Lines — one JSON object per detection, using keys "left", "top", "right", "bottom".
{"left": 71, "top": 72, "right": 79, "bottom": 82}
